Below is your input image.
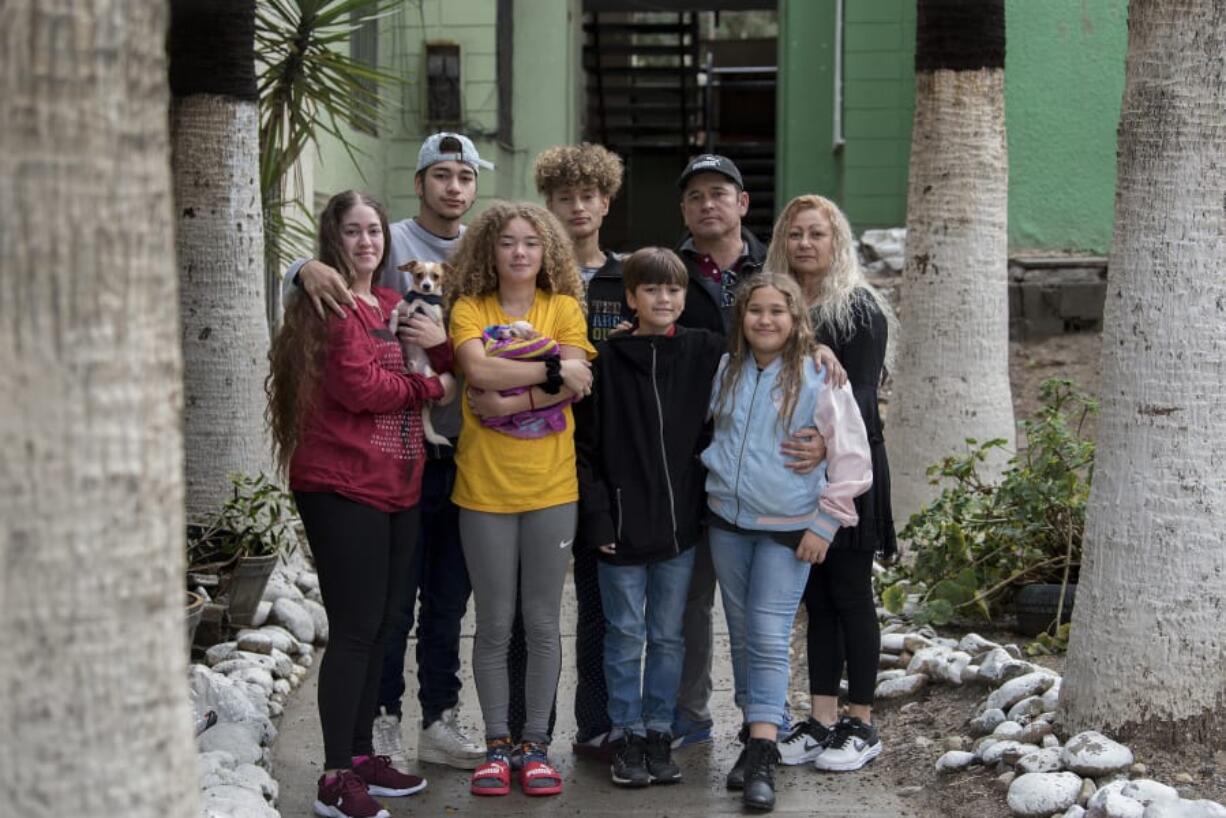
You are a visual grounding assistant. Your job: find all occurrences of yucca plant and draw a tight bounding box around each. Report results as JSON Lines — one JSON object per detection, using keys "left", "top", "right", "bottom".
{"left": 256, "top": 0, "right": 404, "bottom": 327}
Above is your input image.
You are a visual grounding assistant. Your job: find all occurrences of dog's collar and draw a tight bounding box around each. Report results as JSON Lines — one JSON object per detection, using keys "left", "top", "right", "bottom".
{"left": 403, "top": 292, "right": 444, "bottom": 308}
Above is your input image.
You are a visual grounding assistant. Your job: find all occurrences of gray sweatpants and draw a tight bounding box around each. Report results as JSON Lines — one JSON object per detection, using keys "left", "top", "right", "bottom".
{"left": 459, "top": 503, "right": 576, "bottom": 745}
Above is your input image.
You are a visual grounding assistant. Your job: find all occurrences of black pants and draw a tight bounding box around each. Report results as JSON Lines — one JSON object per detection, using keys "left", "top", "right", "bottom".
{"left": 803, "top": 547, "right": 879, "bottom": 706}
{"left": 572, "top": 545, "right": 611, "bottom": 741}
{"left": 296, "top": 491, "right": 419, "bottom": 769}
{"left": 376, "top": 455, "right": 471, "bottom": 726}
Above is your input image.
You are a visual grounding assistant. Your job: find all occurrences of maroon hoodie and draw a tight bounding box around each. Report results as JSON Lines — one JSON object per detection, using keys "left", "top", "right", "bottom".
{"left": 289, "top": 286, "right": 452, "bottom": 512}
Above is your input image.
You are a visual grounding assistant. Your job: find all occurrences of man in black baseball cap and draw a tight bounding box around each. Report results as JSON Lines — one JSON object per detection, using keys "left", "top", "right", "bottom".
{"left": 676, "top": 153, "right": 745, "bottom": 190}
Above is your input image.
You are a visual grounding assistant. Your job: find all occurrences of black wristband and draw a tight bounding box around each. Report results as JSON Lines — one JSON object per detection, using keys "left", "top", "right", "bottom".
{"left": 541, "top": 357, "right": 564, "bottom": 395}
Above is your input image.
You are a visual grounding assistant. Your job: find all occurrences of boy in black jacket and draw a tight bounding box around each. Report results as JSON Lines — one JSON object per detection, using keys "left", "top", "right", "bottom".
{"left": 574, "top": 248, "right": 724, "bottom": 789}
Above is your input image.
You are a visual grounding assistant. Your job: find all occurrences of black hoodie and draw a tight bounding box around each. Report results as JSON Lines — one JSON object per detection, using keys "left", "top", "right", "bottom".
{"left": 675, "top": 226, "right": 768, "bottom": 335}
{"left": 574, "top": 326, "right": 726, "bottom": 565}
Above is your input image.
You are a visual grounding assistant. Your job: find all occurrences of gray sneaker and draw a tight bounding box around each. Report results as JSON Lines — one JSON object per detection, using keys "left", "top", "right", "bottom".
{"left": 418, "top": 707, "right": 485, "bottom": 770}
{"left": 371, "top": 707, "right": 409, "bottom": 771}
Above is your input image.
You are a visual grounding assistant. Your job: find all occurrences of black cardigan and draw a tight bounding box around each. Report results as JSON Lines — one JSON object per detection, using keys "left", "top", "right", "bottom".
{"left": 812, "top": 289, "right": 898, "bottom": 559}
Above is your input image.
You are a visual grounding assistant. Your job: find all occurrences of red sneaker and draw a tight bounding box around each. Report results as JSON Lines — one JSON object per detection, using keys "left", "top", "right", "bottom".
{"left": 471, "top": 741, "right": 513, "bottom": 796}
{"left": 520, "top": 743, "right": 563, "bottom": 796}
{"left": 314, "top": 770, "right": 389, "bottom": 818}
{"left": 352, "top": 754, "right": 427, "bottom": 797}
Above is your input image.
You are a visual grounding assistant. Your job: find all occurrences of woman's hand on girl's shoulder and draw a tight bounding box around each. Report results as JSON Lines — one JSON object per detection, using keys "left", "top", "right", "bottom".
{"left": 795, "top": 531, "right": 830, "bottom": 565}
{"left": 814, "top": 344, "right": 847, "bottom": 387}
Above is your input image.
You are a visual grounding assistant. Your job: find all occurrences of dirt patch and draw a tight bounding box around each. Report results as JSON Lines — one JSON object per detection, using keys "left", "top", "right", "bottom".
{"left": 1009, "top": 331, "right": 1103, "bottom": 443}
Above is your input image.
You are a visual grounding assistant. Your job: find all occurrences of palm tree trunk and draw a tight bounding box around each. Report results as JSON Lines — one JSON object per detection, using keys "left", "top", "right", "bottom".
{"left": 889, "top": 0, "right": 1015, "bottom": 529}
{"left": 1058, "top": 0, "right": 1226, "bottom": 744}
{"left": 170, "top": 0, "right": 273, "bottom": 517}
{"left": 0, "top": 3, "right": 199, "bottom": 814}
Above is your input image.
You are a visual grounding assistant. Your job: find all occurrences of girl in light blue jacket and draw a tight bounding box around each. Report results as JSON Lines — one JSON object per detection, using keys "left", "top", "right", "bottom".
{"left": 700, "top": 272, "right": 872, "bottom": 811}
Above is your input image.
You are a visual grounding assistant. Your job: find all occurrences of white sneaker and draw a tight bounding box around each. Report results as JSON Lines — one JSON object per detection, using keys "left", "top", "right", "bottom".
{"left": 418, "top": 707, "right": 485, "bottom": 769}
{"left": 371, "top": 707, "right": 410, "bottom": 771}
{"left": 777, "top": 717, "right": 836, "bottom": 766}
{"left": 812, "top": 715, "right": 882, "bottom": 772}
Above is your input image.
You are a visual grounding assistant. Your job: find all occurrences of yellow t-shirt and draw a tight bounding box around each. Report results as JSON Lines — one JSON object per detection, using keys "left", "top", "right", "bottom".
{"left": 450, "top": 290, "right": 597, "bottom": 513}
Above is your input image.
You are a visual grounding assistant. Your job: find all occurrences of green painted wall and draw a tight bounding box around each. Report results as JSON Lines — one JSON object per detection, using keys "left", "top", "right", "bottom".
{"left": 840, "top": 0, "right": 915, "bottom": 231}
{"left": 776, "top": 0, "right": 840, "bottom": 208}
{"left": 777, "top": 0, "right": 1126, "bottom": 252}
{"left": 1005, "top": 0, "right": 1127, "bottom": 253}
{"left": 309, "top": 0, "right": 580, "bottom": 222}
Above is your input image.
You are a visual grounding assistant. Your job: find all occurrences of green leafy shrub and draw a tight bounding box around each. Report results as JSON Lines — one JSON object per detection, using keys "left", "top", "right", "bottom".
{"left": 880, "top": 379, "right": 1096, "bottom": 627}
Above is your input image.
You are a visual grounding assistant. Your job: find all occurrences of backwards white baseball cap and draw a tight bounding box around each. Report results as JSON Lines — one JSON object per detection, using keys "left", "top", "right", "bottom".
{"left": 416, "top": 132, "right": 495, "bottom": 174}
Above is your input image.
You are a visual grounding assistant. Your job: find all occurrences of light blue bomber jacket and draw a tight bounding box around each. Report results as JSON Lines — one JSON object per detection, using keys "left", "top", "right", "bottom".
{"left": 701, "top": 354, "right": 873, "bottom": 543}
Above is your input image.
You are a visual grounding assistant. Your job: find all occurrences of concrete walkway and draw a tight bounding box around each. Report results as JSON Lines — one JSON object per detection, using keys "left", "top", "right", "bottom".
{"left": 272, "top": 569, "right": 919, "bottom": 817}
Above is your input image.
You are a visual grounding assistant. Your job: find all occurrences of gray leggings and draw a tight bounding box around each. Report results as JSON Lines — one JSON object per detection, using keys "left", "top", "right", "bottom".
{"left": 460, "top": 503, "right": 576, "bottom": 744}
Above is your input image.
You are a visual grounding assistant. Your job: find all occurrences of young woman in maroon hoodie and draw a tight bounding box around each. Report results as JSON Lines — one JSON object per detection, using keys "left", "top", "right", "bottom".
{"left": 267, "top": 190, "right": 456, "bottom": 818}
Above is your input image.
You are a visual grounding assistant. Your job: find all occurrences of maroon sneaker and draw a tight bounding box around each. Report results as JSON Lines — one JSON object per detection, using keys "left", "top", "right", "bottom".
{"left": 314, "top": 770, "right": 389, "bottom": 818}
{"left": 353, "top": 754, "right": 428, "bottom": 797}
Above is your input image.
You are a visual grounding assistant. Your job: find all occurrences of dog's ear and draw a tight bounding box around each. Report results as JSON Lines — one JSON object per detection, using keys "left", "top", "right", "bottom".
{"left": 441, "top": 262, "right": 455, "bottom": 278}
{"left": 399, "top": 259, "right": 420, "bottom": 273}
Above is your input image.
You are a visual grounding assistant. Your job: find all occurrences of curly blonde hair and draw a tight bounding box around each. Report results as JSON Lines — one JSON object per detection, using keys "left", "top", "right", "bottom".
{"left": 266, "top": 191, "right": 390, "bottom": 476}
{"left": 533, "top": 143, "right": 624, "bottom": 199}
{"left": 715, "top": 272, "right": 816, "bottom": 433}
{"left": 765, "top": 194, "right": 898, "bottom": 373}
{"left": 444, "top": 200, "right": 585, "bottom": 310}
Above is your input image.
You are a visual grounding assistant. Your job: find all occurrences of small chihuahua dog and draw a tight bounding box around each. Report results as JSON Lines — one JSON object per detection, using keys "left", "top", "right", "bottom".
{"left": 389, "top": 260, "right": 452, "bottom": 447}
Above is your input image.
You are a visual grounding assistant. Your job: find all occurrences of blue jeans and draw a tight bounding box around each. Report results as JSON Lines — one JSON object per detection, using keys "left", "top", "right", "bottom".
{"left": 377, "top": 454, "right": 472, "bottom": 726}
{"left": 708, "top": 527, "right": 811, "bottom": 728}
{"left": 598, "top": 547, "right": 696, "bottom": 736}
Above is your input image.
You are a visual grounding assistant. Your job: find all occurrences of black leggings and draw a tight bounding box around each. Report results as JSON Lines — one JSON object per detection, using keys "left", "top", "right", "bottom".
{"left": 296, "top": 491, "right": 419, "bottom": 770}
{"left": 804, "top": 547, "right": 880, "bottom": 706}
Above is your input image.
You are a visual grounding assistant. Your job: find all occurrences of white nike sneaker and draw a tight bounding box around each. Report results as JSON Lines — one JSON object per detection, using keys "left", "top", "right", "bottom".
{"left": 418, "top": 707, "right": 485, "bottom": 769}
{"left": 812, "top": 715, "right": 882, "bottom": 772}
{"left": 777, "top": 717, "right": 836, "bottom": 766}
{"left": 371, "top": 707, "right": 410, "bottom": 771}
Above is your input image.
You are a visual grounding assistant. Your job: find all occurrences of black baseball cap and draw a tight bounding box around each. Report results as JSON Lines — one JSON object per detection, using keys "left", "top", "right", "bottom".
{"left": 677, "top": 154, "right": 744, "bottom": 190}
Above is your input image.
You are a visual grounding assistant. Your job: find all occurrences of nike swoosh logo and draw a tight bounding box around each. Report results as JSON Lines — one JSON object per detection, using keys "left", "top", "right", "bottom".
{"left": 559, "top": 539, "right": 573, "bottom": 549}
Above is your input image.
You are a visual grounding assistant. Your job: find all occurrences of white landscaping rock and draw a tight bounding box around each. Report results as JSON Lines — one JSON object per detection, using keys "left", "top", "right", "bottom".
{"left": 932, "top": 651, "right": 973, "bottom": 685}
{"left": 236, "top": 631, "right": 274, "bottom": 655}
{"left": 189, "top": 666, "right": 274, "bottom": 740}
{"left": 970, "top": 708, "right": 1008, "bottom": 737}
{"left": 937, "top": 750, "right": 978, "bottom": 773}
{"left": 860, "top": 228, "right": 906, "bottom": 272}
{"left": 904, "top": 633, "right": 935, "bottom": 653}
{"left": 1042, "top": 677, "right": 1063, "bottom": 710}
{"left": 1017, "top": 748, "right": 1064, "bottom": 774}
{"left": 1087, "top": 791, "right": 1145, "bottom": 818}
{"left": 198, "top": 722, "right": 264, "bottom": 766}
{"left": 994, "top": 720, "right": 1025, "bottom": 739}
{"left": 1064, "top": 808, "right": 1088, "bottom": 818}
{"left": 876, "top": 674, "right": 928, "bottom": 699}
{"left": 981, "top": 740, "right": 1040, "bottom": 766}
{"left": 1007, "top": 771, "right": 1084, "bottom": 817}
{"left": 1017, "top": 721, "right": 1054, "bottom": 745}
{"left": 200, "top": 785, "right": 279, "bottom": 818}
{"left": 295, "top": 569, "right": 320, "bottom": 595}
{"left": 205, "top": 641, "right": 240, "bottom": 667}
{"left": 1044, "top": 734, "right": 1063, "bottom": 749}
{"left": 881, "top": 633, "right": 907, "bottom": 653}
{"left": 234, "top": 763, "right": 279, "bottom": 803}
{"left": 987, "top": 672, "right": 1058, "bottom": 713}
{"left": 250, "top": 599, "right": 273, "bottom": 628}
{"left": 1062, "top": 731, "right": 1135, "bottom": 777}
{"left": 877, "top": 669, "right": 907, "bottom": 684}
{"left": 958, "top": 632, "right": 1001, "bottom": 655}
{"left": 261, "top": 569, "right": 305, "bottom": 604}
{"left": 1008, "top": 695, "right": 1048, "bottom": 723}
{"left": 270, "top": 597, "right": 315, "bottom": 644}
{"left": 300, "top": 598, "right": 329, "bottom": 645}
{"left": 1121, "top": 781, "right": 1179, "bottom": 807}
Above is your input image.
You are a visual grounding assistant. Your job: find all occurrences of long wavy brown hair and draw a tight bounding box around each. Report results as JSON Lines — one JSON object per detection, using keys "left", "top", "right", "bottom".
{"left": 715, "top": 272, "right": 816, "bottom": 433}
{"left": 265, "top": 190, "right": 391, "bottom": 476}
{"left": 443, "top": 200, "right": 584, "bottom": 311}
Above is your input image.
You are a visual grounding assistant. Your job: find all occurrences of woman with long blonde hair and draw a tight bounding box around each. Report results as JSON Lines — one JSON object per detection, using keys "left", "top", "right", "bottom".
{"left": 267, "top": 190, "right": 456, "bottom": 818}
{"left": 701, "top": 272, "right": 872, "bottom": 811}
{"left": 445, "top": 201, "right": 596, "bottom": 798}
{"left": 767, "top": 194, "right": 897, "bottom": 775}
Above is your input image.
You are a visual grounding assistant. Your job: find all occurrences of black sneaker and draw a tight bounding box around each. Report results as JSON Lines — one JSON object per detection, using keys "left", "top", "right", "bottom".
{"left": 725, "top": 724, "right": 752, "bottom": 790}
{"left": 742, "top": 737, "right": 780, "bottom": 812}
{"left": 644, "top": 730, "right": 681, "bottom": 784}
{"left": 812, "top": 715, "right": 882, "bottom": 772}
{"left": 778, "top": 717, "right": 836, "bottom": 766}
{"left": 610, "top": 733, "right": 650, "bottom": 788}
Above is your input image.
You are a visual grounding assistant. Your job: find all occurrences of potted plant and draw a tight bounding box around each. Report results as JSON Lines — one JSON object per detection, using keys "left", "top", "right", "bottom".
{"left": 185, "top": 590, "right": 206, "bottom": 655}
{"left": 880, "top": 379, "right": 1096, "bottom": 643}
{"left": 188, "top": 472, "right": 299, "bottom": 628}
